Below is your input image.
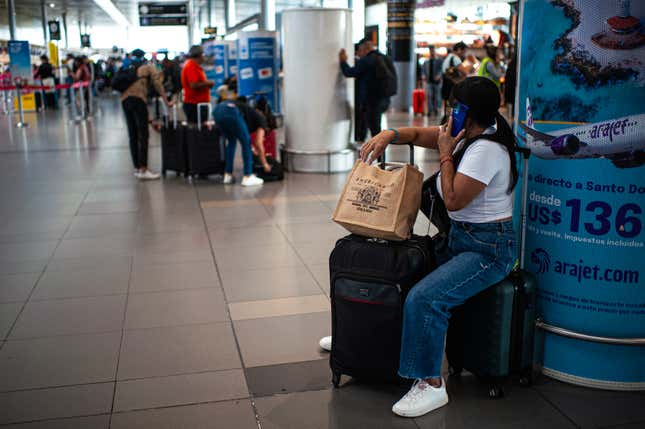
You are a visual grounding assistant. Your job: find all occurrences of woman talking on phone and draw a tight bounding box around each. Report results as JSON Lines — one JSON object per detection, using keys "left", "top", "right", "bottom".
{"left": 360, "top": 76, "right": 519, "bottom": 417}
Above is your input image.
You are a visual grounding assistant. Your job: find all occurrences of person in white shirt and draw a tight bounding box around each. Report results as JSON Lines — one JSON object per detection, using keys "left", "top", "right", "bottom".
{"left": 359, "top": 76, "right": 519, "bottom": 418}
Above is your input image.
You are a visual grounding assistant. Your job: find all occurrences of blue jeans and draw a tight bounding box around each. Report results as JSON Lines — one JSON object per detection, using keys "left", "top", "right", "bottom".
{"left": 213, "top": 102, "right": 253, "bottom": 176}
{"left": 398, "top": 220, "right": 516, "bottom": 379}
{"left": 427, "top": 82, "right": 442, "bottom": 113}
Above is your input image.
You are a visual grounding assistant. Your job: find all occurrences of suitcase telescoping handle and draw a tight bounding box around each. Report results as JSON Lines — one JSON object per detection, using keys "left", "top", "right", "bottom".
{"left": 378, "top": 143, "right": 415, "bottom": 170}
{"left": 159, "top": 99, "right": 178, "bottom": 129}
{"left": 516, "top": 146, "right": 531, "bottom": 270}
{"left": 196, "top": 102, "right": 212, "bottom": 131}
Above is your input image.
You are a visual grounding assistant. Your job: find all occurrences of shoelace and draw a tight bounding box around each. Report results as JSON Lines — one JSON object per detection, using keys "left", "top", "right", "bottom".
{"left": 401, "top": 379, "right": 430, "bottom": 404}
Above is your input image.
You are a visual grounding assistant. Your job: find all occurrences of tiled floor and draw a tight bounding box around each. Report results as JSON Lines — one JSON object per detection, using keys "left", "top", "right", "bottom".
{"left": 0, "top": 97, "right": 643, "bottom": 428}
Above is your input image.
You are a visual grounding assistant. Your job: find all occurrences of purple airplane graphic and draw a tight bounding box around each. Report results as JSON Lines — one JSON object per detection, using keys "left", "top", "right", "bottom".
{"left": 518, "top": 99, "right": 645, "bottom": 168}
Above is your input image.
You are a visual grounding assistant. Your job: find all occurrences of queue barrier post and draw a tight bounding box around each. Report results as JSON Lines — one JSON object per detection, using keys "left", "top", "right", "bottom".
{"left": 14, "top": 81, "right": 28, "bottom": 128}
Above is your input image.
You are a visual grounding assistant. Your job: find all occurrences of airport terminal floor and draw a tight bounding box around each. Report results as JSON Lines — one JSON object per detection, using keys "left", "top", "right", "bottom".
{"left": 0, "top": 96, "right": 644, "bottom": 429}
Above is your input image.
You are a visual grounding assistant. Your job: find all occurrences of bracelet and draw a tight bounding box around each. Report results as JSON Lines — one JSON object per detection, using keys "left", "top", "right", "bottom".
{"left": 440, "top": 154, "right": 453, "bottom": 164}
{"left": 387, "top": 128, "right": 400, "bottom": 145}
{"left": 440, "top": 157, "right": 453, "bottom": 168}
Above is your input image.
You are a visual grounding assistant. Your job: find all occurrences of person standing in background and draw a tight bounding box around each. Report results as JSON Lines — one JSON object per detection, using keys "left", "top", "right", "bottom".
{"left": 477, "top": 44, "right": 505, "bottom": 89}
{"left": 504, "top": 51, "right": 517, "bottom": 124}
{"left": 181, "top": 45, "right": 214, "bottom": 123}
{"left": 441, "top": 42, "right": 468, "bottom": 119}
{"left": 424, "top": 45, "right": 443, "bottom": 117}
{"left": 121, "top": 49, "right": 173, "bottom": 180}
{"left": 339, "top": 39, "right": 394, "bottom": 141}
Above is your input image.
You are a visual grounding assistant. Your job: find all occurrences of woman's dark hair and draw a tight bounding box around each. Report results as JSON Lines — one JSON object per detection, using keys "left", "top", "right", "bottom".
{"left": 452, "top": 76, "right": 518, "bottom": 193}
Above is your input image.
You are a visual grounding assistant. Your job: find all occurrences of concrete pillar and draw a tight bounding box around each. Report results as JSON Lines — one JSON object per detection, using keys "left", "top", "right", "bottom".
{"left": 62, "top": 11, "right": 68, "bottom": 48}
{"left": 207, "top": 0, "right": 212, "bottom": 27}
{"left": 260, "top": 0, "right": 276, "bottom": 31}
{"left": 387, "top": 0, "right": 415, "bottom": 111}
{"left": 7, "top": 0, "right": 17, "bottom": 40}
{"left": 40, "top": 0, "right": 48, "bottom": 44}
{"left": 349, "top": 0, "right": 365, "bottom": 43}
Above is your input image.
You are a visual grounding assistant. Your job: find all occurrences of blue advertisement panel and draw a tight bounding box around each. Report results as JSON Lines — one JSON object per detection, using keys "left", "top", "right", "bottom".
{"left": 203, "top": 40, "right": 228, "bottom": 98}
{"left": 517, "top": 0, "right": 644, "bottom": 389}
{"left": 227, "top": 41, "right": 238, "bottom": 77}
{"left": 237, "top": 31, "right": 279, "bottom": 111}
{"left": 8, "top": 41, "right": 32, "bottom": 83}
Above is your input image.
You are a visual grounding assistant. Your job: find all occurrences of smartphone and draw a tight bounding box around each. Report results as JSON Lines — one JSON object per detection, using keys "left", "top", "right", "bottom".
{"left": 451, "top": 101, "right": 469, "bottom": 137}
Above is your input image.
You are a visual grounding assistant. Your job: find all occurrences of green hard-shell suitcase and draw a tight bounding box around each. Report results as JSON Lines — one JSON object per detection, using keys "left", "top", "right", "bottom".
{"left": 445, "top": 147, "right": 537, "bottom": 399}
{"left": 445, "top": 270, "right": 537, "bottom": 398}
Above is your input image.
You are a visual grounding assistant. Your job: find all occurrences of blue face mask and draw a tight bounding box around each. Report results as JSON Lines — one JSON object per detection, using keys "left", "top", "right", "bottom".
{"left": 451, "top": 101, "right": 469, "bottom": 137}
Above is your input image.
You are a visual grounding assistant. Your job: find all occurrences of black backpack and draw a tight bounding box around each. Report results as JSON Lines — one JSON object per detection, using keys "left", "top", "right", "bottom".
{"left": 372, "top": 52, "right": 397, "bottom": 98}
{"left": 112, "top": 62, "right": 143, "bottom": 93}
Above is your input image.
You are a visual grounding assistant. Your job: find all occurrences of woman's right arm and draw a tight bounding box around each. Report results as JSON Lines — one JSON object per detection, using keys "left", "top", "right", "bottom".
{"left": 360, "top": 126, "right": 440, "bottom": 163}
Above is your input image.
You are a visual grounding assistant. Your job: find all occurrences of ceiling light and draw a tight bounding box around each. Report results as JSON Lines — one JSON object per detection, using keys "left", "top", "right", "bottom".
{"left": 49, "top": 3, "right": 55, "bottom": 8}
{"left": 92, "top": 0, "right": 130, "bottom": 27}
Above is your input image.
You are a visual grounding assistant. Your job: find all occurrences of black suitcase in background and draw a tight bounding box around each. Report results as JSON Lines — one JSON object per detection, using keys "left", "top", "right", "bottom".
{"left": 329, "top": 234, "right": 434, "bottom": 387}
{"left": 184, "top": 102, "right": 225, "bottom": 179}
{"left": 160, "top": 105, "right": 187, "bottom": 177}
{"left": 445, "top": 146, "right": 537, "bottom": 398}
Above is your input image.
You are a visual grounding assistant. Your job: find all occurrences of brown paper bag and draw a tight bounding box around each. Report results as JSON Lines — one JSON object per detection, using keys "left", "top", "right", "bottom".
{"left": 332, "top": 160, "right": 423, "bottom": 241}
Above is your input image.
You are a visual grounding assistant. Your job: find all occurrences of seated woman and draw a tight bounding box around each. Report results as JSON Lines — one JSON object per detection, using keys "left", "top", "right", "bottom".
{"left": 322, "top": 77, "right": 519, "bottom": 417}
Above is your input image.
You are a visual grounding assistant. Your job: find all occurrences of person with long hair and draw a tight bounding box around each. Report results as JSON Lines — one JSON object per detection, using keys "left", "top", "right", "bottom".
{"left": 359, "top": 76, "right": 519, "bottom": 417}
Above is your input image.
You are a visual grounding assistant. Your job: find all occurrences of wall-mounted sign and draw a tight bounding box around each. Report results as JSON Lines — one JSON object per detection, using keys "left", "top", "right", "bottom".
{"left": 138, "top": 2, "right": 188, "bottom": 26}
{"left": 204, "top": 26, "right": 218, "bottom": 35}
{"left": 48, "top": 20, "right": 61, "bottom": 41}
{"left": 80, "top": 34, "right": 91, "bottom": 48}
{"left": 8, "top": 41, "right": 32, "bottom": 83}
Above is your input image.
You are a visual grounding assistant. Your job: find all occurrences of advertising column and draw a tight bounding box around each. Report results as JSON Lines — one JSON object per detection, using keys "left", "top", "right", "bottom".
{"left": 203, "top": 40, "right": 228, "bottom": 98}
{"left": 517, "top": 0, "right": 644, "bottom": 389}
{"left": 237, "top": 31, "right": 279, "bottom": 111}
{"left": 387, "top": 0, "right": 415, "bottom": 111}
{"left": 8, "top": 41, "right": 36, "bottom": 113}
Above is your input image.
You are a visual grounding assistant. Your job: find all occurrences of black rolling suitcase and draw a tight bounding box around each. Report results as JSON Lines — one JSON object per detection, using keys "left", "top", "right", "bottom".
{"left": 445, "top": 146, "right": 537, "bottom": 398}
{"left": 329, "top": 145, "right": 434, "bottom": 387}
{"left": 160, "top": 104, "right": 187, "bottom": 177}
{"left": 184, "top": 102, "right": 225, "bottom": 179}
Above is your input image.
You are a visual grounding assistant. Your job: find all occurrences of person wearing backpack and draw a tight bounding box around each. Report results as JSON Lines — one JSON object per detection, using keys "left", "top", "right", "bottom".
{"left": 118, "top": 49, "right": 173, "bottom": 180}
{"left": 441, "top": 42, "right": 468, "bottom": 119}
{"left": 339, "top": 39, "right": 397, "bottom": 141}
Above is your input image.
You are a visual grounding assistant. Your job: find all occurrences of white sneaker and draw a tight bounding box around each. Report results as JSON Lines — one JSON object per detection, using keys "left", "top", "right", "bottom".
{"left": 392, "top": 378, "right": 449, "bottom": 418}
{"left": 222, "top": 173, "right": 234, "bottom": 184}
{"left": 133, "top": 170, "right": 141, "bottom": 178}
{"left": 138, "top": 170, "right": 160, "bottom": 180}
{"left": 241, "top": 174, "right": 264, "bottom": 187}
{"left": 319, "top": 336, "right": 332, "bottom": 352}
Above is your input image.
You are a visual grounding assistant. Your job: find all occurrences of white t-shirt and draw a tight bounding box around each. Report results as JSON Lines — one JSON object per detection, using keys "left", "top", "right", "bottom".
{"left": 437, "top": 128, "right": 513, "bottom": 223}
{"left": 442, "top": 53, "right": 462, "bottom": 73}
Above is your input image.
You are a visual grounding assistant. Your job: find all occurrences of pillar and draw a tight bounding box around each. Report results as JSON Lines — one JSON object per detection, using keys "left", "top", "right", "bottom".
{"left": 387, "top": 0, "right": 415, "bottom": 111}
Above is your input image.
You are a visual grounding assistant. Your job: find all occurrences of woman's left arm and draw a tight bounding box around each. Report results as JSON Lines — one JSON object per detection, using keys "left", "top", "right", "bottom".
{"left": 438, "top": 118, "right": 486, "bottom": 211}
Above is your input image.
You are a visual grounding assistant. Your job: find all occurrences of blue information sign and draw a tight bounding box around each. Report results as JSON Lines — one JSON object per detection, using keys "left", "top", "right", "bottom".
{"left": 203, "top": 41, "right": 228, "bottom": 98}
{"left": 236, "top": 31, "right": 279, "bottom": 111}
{"left": 8, "top": 41, "right": 32, "bottom": 83}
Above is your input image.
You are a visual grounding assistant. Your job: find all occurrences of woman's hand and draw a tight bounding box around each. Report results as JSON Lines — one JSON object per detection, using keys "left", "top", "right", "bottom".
{"left": 360, "top": 130, "right": 395, "bottom": 164}
{"left": 437, "top": 116, "right": 466, "bottom": 157}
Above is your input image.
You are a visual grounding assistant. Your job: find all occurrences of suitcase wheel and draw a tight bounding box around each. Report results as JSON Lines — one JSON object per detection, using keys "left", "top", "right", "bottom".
{"left": 519, "top": 369, "right": 533, "bottom": 387}
{"left": 332, "top": 371, "right": 341, "bottom": 388}
{"left": 488, "top": 385, "right": 504, "bottom": 399}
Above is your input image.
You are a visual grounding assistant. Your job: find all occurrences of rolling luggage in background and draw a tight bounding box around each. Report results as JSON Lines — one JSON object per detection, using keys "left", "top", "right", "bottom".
{"left": 329, "top": 147, "right": 433, "bottom": 387}
{"left": 412, "top": 89, "right": 425, "bottom": 115}
{"left": 445, "top": 146, "right": 537, "bottom": 398}
{"left": 184, "top": 102, "right": 225, "bottom": 179}
{"left": 160, "top": 103, "right": 187, "bottom": 177}
{"left": 251, "top": 129, "right": 277, "bottom": 158}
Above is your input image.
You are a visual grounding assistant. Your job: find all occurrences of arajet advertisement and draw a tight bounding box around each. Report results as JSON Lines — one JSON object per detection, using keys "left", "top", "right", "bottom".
{"left": 516, "top": 0, "right": 644, "bottom": 389}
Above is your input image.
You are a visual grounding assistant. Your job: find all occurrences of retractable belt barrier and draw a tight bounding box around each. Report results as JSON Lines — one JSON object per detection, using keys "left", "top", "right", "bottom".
{"left": 1, "top": 81, "right": 92, "bottom": 126}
